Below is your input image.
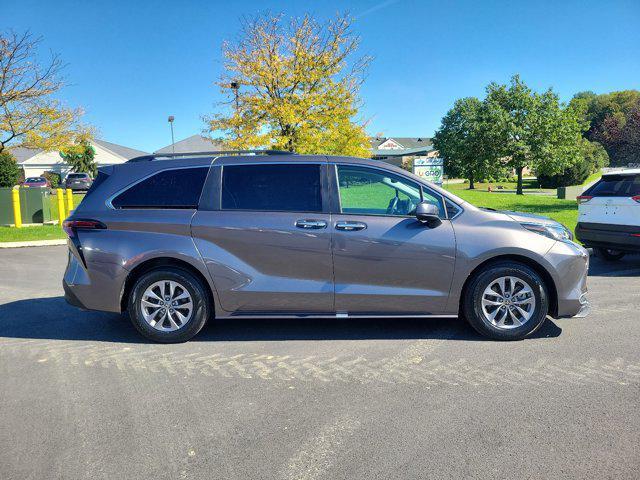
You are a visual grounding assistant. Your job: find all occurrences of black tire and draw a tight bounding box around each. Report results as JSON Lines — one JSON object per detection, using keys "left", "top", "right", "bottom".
{"left": 596, "top": 247, "right": 626, "bottom": 261}
{"left": 463, "top": 261, "right": 549, "bottom": 340}
{"left": 128, "top": 268, "right": 211, "bottom": 343}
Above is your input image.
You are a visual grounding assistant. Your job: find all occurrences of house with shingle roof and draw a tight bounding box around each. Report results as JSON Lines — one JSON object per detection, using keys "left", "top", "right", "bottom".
{"left": 154, "top": 134, "right": 224, "bottom": 155}
{"left": 11, "top": 139, "right": 148, "bottom": 179}
{"left": 369, "top": 137, "right": 437, "bottom": 168}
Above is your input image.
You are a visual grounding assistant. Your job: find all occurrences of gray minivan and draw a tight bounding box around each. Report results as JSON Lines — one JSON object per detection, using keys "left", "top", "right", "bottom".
{"left": 63, "top": 152, "right": 589, "bottom": 343}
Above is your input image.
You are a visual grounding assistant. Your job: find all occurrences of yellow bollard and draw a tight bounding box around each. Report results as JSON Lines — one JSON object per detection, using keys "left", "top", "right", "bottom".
{"left": 12, "top": 187, "right": 22, "bottom": 228}
{"left": 66, "top": 188, "right": 74, "bottom": 216}
{"left": 57, "top": 188, "right": 66, "bottom": 226}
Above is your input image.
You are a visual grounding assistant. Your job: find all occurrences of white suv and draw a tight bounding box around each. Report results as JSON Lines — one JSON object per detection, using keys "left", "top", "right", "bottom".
{"left": 576, "top": 169, "right": 640, "bottom": 260}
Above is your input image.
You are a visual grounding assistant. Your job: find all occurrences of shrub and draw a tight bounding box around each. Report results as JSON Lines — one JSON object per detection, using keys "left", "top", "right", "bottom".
{"left": 42, "top": 171, "right": 61, "bottom": 188}
{"left": 537, "top": 161, "right": 591, "bottom": 188}
{"left": 0, "top": 151, "right": 21, "bottom": 188}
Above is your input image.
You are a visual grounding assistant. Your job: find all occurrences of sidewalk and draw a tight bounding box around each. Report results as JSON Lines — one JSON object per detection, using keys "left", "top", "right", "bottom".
{"left": 0, "top": 239, "right": 67, "bottom": 248}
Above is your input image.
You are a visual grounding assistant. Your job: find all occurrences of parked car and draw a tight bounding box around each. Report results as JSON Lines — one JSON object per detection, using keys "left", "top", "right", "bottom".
{"left": 65, "top": 172, "right": 93, "bottom": 191}
{"left": 63, "top": 153, "right": 589, "bottom": 343}
{"left": 576, "top": 169, "right": 640, "bottom": 261}
{"left": 21, "top": 177, "right": 50, "bottom": 188}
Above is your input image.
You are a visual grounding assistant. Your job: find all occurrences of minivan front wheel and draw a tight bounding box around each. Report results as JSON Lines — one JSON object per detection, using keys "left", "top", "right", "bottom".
{"left": 463, "top": 262, "right": 549, "bottom": 340}
{"left": 128, "top": 268, "right": 210, "bottom": 343}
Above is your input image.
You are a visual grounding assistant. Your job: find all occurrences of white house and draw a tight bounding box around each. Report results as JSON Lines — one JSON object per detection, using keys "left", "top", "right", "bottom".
{"left": 11, "top": 139, "right": 148, "bottom": 179}
{"left": 369, "top": 137, "right": 437, "bottom": 167}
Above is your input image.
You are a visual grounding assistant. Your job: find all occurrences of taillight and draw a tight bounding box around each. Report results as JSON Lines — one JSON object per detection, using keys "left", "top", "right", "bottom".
{"left": 63, "top": 219, "right": 107, "bottom": 238}
{"left": 576, "top": 195, "right": 593, "bottom": 204}
{"left": 632, "top": 196, "right": 640, "bottom": 203}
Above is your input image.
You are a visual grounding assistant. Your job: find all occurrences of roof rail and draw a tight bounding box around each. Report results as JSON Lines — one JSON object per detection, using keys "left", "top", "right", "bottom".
{"left": 127, "top": 150, "right": 294, "bottom": 163}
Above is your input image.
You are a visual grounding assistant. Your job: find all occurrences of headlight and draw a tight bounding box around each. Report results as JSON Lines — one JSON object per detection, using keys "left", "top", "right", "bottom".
{"left": 521, "top": 222, "right": 573, "bottom": 242}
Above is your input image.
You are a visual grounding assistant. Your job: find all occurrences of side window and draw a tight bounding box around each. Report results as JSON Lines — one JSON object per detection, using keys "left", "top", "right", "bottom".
{"left": 445, "top": 199, "right": 461, "bottom": 219}
{"left": 111, "top": 167, "right": 208, "bottom": 209}
{"left": 221, "top": 164, "right": 323, "bottom": 212}
{"left": 337, "top": 165, "right": 445, "bottom": 217}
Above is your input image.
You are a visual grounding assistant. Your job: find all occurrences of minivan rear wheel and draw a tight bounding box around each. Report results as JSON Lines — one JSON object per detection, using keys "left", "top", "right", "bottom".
{"left": 463, "top": 262, "right": 549, "bottom": 340}
{"left": 128, "top": 268, "right": 210, "bottom": 343}
{"left": 596, "top": 247, "right": 626, "bottom": 261}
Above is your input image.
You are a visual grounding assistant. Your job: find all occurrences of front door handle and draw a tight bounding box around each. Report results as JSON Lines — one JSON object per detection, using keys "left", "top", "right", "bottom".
{"left": 295, "top": 219, "right": 327, "bottom": 229}
{"left": 335, "top": 221, "right": 367, "bottom": 231}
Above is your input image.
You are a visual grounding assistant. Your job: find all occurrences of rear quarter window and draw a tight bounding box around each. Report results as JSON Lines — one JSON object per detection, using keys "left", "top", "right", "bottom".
{"left": 111, "top": 167, "right": 209, "bottom": 209}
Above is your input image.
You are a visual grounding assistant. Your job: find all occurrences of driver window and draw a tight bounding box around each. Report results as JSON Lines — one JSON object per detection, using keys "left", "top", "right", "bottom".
{"left": 337, "top": 165, "right": 443, "bottom": 217}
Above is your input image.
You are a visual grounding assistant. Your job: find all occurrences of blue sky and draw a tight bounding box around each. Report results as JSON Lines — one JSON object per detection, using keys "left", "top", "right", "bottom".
{"left": 4, "top": 0, "right": 639, "bottom": 153}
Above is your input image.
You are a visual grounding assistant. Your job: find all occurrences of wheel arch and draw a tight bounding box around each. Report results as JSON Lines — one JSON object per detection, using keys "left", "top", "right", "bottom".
{"left": 459, "top": 254, "right": 558, "bottom": 317}
{"left": 120, "top": 257, "right": 215, "bottom": 315}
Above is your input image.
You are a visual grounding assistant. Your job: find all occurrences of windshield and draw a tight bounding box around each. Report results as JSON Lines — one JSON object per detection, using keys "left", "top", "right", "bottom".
{"left": 587, "top": 174, "right": 640, "bottom": 197}
{"left": 25, "top": 177, "right": 44, "bottom": 182}
{"left": 68, "top": 173, "right": 88, "bottom": 179}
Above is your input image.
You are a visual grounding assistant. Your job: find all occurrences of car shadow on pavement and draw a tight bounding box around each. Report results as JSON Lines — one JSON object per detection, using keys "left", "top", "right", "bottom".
{"left": 0, "top": 296, "right": 562, "bottom": 344}
{"left": 587, "top": 252, "right": 640, "bottom": 277}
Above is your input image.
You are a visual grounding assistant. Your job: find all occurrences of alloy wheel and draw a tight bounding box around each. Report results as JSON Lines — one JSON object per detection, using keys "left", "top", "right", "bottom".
{"left": 481, "top": 276, "right": 536, "bottom": 329}
{"left": 141, "top": 280, "right": 193, "bottom": 331}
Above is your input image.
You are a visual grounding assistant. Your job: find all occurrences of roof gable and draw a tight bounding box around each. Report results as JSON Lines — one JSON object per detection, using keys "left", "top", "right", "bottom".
{"left": 154, "top": 134, "right": 225, "bottom": 154}
{"left": 94, "top": 139, "right": 148, "bottom": 160}
{"left": 9, "top": 139, "right": 148, "bottom": 165}
{"left": 377, "top": 138, "right": 404, "bottom": 150}
{"left": 370, "top": 137, "right": 432, "bottom": 150}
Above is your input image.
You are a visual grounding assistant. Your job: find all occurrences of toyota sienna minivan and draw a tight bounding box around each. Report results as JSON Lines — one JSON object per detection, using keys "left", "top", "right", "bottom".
{"left": 63, "top": 152, "right": 589, "bottom": 343}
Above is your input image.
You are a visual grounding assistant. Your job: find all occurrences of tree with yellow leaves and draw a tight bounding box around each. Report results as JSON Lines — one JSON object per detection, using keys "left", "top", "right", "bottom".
{"left": 206, "top": 13, "right": 371, "bottom": 157}
{"left": 0, "top": 30, "right": 84, "bottom": 153}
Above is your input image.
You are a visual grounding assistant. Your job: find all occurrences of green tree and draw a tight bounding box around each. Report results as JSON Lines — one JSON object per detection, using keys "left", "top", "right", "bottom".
{"left": 485, "top": 75, "right": 586, "bottom": 194}
{"left": 570, "top": 90, "right": 640, "bottom": 166}
{"left": 0, "top": 150, "right": 21, "bottom": 187}
{"left": 571, "top": 90, "right": 640, "bottom": 133}
{"left": 60, "top": 141, "right": 97, "bottom": 177}
{"left": 205, "top": 13, "right": 371, "bottom": 157}
{"left": 536, "top": 138, "right": 609, "bottom": 188}
{"left": 433, "top": 97, "right": 502, "bottom": 189}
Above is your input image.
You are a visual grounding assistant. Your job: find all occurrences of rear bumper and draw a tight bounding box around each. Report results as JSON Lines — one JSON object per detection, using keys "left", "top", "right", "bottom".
{"left": 63, "top": 248, "right": 127, "bottom": 313}
{"left": 63, "top": 277, "right": 87, "bottom": 310}
{"left": 576, "top": 222, "right": 640, "bottom": 252}
{"left": 66, "top": 184, "right": 91, "bottom": 191}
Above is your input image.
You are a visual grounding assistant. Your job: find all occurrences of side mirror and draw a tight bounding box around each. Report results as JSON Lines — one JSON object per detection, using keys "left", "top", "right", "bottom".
{"left": 415, "top": 202, "right": 441, "bottom": 227}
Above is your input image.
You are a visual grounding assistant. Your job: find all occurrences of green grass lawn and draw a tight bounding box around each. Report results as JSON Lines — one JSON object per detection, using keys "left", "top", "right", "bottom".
{"left": 444, "top": 181, "right": 579, "bottom": 233}
{"left": 0, "top": 224, "right": 66, "bottom": 242}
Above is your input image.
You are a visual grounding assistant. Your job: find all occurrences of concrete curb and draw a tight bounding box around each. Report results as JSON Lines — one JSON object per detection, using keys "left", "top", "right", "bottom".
{"left": 0, "top": 239, "right": 67, "bottom": 249}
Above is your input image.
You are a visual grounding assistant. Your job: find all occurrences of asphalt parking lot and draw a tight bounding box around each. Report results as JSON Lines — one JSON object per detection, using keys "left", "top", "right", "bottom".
{"left": 1, "top": 246, "right": 639, "bottom": 479}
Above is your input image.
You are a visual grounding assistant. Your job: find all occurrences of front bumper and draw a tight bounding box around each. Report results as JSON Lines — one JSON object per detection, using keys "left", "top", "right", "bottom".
{"left": 544, "top": 240, "right": 590, "bottom": 318}
{"left": 576, "top": 222, "right": 640, "bottom": 253}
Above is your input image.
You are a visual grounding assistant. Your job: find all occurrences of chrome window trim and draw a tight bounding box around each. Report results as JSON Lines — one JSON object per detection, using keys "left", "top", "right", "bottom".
{"left": 105, "top": 164, "right": 212, "bottom": 210}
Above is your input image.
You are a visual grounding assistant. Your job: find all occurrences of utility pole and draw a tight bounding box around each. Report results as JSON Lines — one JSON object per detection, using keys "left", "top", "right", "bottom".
{"left": 168, "top": 115, "right": 175, "bottom": 154}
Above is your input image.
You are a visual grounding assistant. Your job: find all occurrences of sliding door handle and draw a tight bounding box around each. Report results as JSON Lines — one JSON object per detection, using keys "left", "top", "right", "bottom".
{"left": 335, "top": 221, "right": 367, "bottom": 231}
{"left": 295, "top": 219, "right": 327, "bottom": 229}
